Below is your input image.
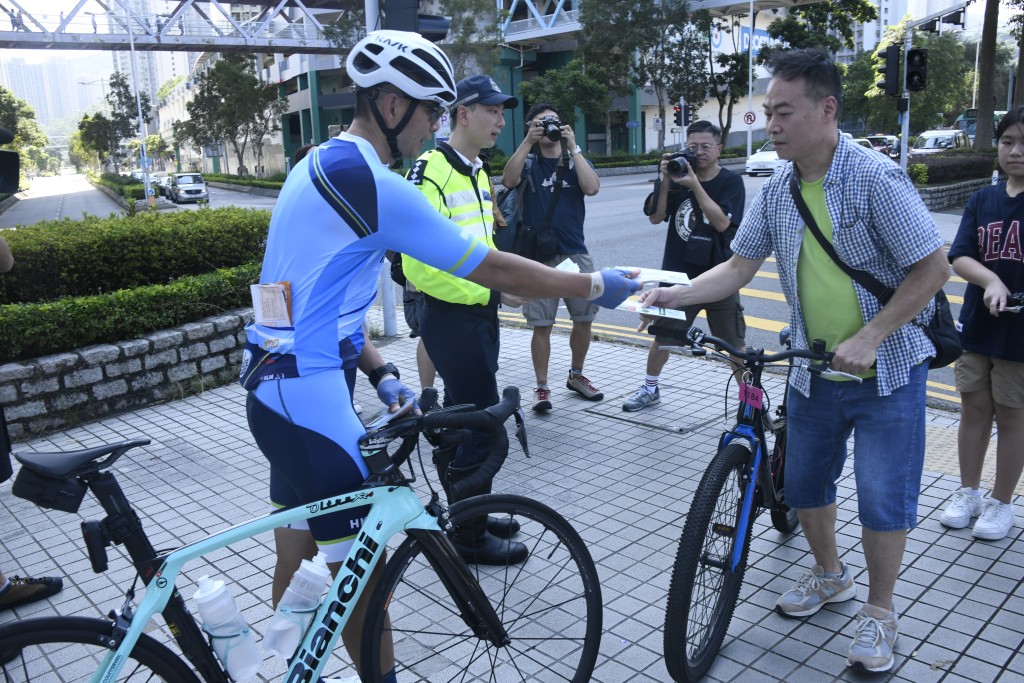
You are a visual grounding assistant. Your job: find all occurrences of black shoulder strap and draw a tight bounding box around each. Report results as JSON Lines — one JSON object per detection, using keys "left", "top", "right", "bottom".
{"left": 539, "top": 139, "right": 571, "bottom": 229}
{"left": 788, "top": 170, "right": 894, "bottom": 304}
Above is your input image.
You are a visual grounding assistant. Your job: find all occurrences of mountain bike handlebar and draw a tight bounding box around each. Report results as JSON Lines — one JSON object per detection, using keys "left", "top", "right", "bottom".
{"left": 648, "top": 324, "right": 852, "bottom": 379}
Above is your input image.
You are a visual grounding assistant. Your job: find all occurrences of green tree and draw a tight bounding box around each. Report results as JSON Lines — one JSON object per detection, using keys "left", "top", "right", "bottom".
{"left": 760, "top": 0, "right": 879, "bottom": 60}
{"left": 439, "top": 0, "right": 504, "bottom": 80}
{"left": 77, "top": 113, "right": 120, "bottom": 170}
{"left": 974, "top": 0, "right": 1000, "bottom": 149}
{"left": 518, "top": 59, "right": 612, "bottom": 130}
{"left": 579, "top": 0, "right": 701, "bottom": 150}
{"left": 0, "top": 86, "right": 47, "bottom": 152}
{"left": 67, "top": 130, "right": 97, "bottom": 172}
{"left": 106, "top": 72, "right": 152, "bottom": 159}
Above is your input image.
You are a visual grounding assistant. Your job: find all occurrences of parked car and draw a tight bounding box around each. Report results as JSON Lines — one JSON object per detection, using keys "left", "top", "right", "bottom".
{"left": 866, "top": 134, "right": 898, "bottom": 154}
{"left": 896, "top": 129, "right": 971, "bottom": 161}
{"left": 745, "top": 140, "right": 785, "bottom": 177}
{"left": 852, "top": 138, "right": 873, "bottom": 149}
{"left": 169, "top": 173, "right": 209, "bottom": 203}
{"left": 157, "top": 175, "right": 173, "bottom": 197}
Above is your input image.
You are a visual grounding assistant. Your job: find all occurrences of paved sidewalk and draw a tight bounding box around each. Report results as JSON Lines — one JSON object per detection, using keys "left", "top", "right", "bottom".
{"left": 2, "top": 312, "right": 1022, "bottom": 682}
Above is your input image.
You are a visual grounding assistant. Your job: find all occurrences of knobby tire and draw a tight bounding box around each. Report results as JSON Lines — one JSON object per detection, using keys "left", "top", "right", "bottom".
{"left": 664, "top": 443, "right": 755, "bottom": 683}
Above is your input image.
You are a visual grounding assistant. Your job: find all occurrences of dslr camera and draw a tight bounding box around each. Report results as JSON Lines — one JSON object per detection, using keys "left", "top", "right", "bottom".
{"left": 535, "top": 115, "right": 563, "bottom": 142}
{"left": 666, "top": 148, "right": 698, "bottom": 175}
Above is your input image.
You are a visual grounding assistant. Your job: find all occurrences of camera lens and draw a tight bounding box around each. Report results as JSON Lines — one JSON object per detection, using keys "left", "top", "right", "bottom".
{"left": 666, "top": 158, "right": 684, "bottom": 174}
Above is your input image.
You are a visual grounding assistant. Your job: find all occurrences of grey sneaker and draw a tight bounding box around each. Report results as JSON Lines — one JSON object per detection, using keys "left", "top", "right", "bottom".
{"left": 566, "top": 372, "right": 603, "bottom": 401}
{"left": 775, "top": 563, "right": 856, "bottom": 617}
{"left": 622, "top": 386, "right": 660, "bottom": 412}
{"left": 939, "top": 487, "right": 983, "bottom": 529}
{"left": 847, "top": 604, "right": 899, "bottom": 672}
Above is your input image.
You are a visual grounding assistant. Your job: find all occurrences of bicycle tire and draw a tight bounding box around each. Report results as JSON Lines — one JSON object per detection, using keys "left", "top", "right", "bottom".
{"left": 768, "top": 421, "right": 799, "bottom": 533}
{"left": 664, "top": 443, "right": 755, "bottom": 683}
{"left": 0, "top": 616, "right": 202, "bottom": 683}
{"left": 359, "top": 493, "right": 602, "bottom": 682}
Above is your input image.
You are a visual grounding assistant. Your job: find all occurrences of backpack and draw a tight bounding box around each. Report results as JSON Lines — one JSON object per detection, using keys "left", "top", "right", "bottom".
{"left": 492, "top": 156, "right": 534, "bottom": 254}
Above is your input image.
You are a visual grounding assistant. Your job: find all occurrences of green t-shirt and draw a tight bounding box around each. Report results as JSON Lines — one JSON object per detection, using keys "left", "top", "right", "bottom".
{"left": 796, "top": 177, "right": 874, "bottom": 380}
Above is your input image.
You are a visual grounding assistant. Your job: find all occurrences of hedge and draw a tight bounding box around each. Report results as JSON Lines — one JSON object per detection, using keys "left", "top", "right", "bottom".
{"left": 910, "top": 149, "right": 998, "bottom": 185}
{"left": 0, "top": 207, "right": 270, "bottom": 305}
{"left": 0, "top": 262, "right": 259, "bottom": 362}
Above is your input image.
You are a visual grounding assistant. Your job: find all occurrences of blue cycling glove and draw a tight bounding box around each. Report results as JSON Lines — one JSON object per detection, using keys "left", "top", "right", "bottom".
{"left": 589, "top": 269, "right": 642, "bottom": 309}
{"left": 377, "top": 377, "right": 418, "bottom": 412}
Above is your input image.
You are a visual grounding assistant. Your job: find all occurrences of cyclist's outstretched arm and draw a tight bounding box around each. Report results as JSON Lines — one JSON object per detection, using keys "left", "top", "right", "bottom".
{"left": 640, "top": 254, "right": 763, "bottom": 311}
{"left": 467, "top": 249, "right": 640, "bottom": 307}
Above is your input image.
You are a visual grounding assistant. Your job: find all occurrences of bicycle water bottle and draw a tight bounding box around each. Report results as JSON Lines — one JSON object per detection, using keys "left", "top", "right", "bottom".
{"left": 263, "top": 552, "right": 331, "bottom": 659}
{"left": 192, "top": 575, "right": 261, "bottom": 680}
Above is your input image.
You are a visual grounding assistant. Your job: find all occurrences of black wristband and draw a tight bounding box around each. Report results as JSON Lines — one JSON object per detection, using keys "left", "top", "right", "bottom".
{"left": 368, "top": 363, "right": 399, "bottom": 389}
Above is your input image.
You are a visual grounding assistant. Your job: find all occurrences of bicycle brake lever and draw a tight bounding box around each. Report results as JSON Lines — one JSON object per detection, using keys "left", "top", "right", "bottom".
{"left": 513, "top": 406, "right": 530, "bottom": 458}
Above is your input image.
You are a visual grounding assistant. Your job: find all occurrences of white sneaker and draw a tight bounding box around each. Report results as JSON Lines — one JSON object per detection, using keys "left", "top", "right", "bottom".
{"left": 972, "top": 498, "right": 1015, "bottom": 541}
{"left": 939, "top": 487, "right": 983, "bottom": 529}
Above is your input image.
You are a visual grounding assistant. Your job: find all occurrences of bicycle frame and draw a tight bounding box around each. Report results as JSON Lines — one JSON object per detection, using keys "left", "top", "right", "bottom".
{"left": 716, "top": 362, "right": 772, "bottom": 574}
{"left": 93, "top": 482, "right": 502, "bottom": 683}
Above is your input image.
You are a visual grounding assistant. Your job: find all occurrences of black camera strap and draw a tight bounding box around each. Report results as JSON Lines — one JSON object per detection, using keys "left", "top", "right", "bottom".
{"left": 537, "top": 138, "right": 570, "bottom": 231}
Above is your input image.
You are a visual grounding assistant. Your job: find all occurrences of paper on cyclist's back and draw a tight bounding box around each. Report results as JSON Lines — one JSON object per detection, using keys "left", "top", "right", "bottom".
{"left": 250, "top": 281, "right": 293, "bottom": 327}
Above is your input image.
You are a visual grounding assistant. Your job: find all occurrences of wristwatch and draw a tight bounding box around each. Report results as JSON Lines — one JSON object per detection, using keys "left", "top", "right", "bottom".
{"left": 571, "top": 145, "right": 582, "bottom": 156}
{"left": 368, "top": 363, "right": 400, "bottom": 389}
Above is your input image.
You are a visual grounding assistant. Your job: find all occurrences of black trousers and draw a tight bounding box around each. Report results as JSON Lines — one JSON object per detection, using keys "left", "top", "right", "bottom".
{"left": 418, "top": 291, "right": 501, "bottom": 469}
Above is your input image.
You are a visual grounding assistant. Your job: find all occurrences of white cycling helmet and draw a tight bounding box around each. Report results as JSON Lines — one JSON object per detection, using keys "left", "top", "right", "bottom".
{"left": 346, "top": 30, "right": 457, "bottom": 107}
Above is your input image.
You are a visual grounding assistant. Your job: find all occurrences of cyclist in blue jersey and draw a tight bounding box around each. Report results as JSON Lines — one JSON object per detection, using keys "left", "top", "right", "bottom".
{"left": 240, "top": 30, "right": 640, "bottom": 676}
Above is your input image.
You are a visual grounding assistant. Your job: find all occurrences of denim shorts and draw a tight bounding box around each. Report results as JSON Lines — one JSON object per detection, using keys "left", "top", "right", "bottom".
{"left": 784, "top": 362, "right": 929, "bottom": 532}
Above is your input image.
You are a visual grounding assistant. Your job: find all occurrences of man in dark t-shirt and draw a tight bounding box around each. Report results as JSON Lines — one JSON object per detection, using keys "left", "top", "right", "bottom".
{"left": 623, "top": 120, "right": 747, "bottom": 411}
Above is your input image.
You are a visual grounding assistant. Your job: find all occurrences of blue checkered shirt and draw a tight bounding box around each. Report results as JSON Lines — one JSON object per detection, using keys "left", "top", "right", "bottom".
{"left": 733, "top": 134, "right": 944, "bottom": 397}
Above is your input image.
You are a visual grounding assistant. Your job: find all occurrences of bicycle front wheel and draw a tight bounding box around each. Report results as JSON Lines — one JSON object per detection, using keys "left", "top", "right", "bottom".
{"left": 664, "top": 443, "right": 754, "bottom": 683}
{"left": 360, "top": 494, "right": 602, "bottom": 682}
{"left": 0, "top": 616, "right": 201, "bottom": 682}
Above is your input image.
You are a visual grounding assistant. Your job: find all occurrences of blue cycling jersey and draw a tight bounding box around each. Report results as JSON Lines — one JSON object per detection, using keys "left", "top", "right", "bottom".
{"left": 240, "top": 133, "right": 489, "bottom": 388}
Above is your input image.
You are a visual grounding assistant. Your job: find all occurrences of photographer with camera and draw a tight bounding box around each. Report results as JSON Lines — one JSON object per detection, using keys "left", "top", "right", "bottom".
{"left": 501, "top": 103, "right": 603, "bottom": 412}
{"left": 623, "top": 119, "right": 746, "bottom": 412}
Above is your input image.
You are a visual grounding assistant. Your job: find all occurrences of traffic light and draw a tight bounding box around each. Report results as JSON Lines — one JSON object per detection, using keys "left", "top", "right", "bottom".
{"left": 942, "top": 9, "right": 965, "bottom": 29}
{"left": 682, "top": 104, "right": 696, "bottom": 127}
{"left": 673, "top": 105, "right": 682, "bottom": 127}
{"left": 386, "top": 0, "right": 451, "bottom": 42}
{"left": 876, "top": 44, "right": 900, "bottom": 98}
{"left": 905, "top": 48, "right": 928, "bottom": 92}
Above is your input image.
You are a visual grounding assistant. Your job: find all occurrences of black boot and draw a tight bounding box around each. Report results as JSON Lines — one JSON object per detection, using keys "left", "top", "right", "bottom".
{"left": 433, "top": 447, "right": 520, "bottom": 539}
{"left": 446, "top": 463, "right": 528, "bottom": 565}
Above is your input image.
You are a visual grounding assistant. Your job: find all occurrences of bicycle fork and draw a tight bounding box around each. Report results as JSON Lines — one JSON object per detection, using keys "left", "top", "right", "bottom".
{"left": 405, "top": 528, "right": 511, "bottom": 647}
{"left": 718, "top": 429, "right": 764, "bottom": 573}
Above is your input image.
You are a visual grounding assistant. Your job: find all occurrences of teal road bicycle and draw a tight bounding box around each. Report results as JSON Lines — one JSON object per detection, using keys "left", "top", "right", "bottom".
{"left": 652, "top": 326, "right": 858, "bottom": 682}
{"left": 0, "top": 386, "right": 603, "bottom": 682}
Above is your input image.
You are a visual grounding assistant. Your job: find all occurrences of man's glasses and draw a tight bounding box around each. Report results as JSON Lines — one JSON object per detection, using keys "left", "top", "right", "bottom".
{"left": 416, "top": 100, "right": 446, "bottom": 124}
{"left": 685, "top": 143, "right": 718, "bottom": 153}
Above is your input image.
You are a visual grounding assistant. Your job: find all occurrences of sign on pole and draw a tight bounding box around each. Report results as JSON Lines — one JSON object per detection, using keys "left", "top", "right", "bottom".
{"left": 743, "top": 111, "right": 756, "bottom": 126}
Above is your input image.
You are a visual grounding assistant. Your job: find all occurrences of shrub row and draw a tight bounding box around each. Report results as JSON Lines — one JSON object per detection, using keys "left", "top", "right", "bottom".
{"left": 909, "top": 150, "right": 998, "bottom": 185}
{"left": 0, "top": 207, "right": 270, "bottom": 305}
{"left": 204, "top": 172, "right": 287, "bottom": 190}
{"left": 90, "top": 171, "right": 146, "bottom": 200}
{"left": 0, "top": 262, "right": 259, "bottom": 362}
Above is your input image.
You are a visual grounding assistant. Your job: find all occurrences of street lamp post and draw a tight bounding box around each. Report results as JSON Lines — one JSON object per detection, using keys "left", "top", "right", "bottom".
{"left": 124, "top": 3, "right": 155, "bottom": 206}
{"left": 78, "top": 78, "right": 108, "bottom": 115}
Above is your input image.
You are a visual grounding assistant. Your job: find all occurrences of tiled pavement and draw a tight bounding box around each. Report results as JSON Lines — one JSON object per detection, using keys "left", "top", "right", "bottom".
{"left": 2, "top": 307, "right": 1022, "bottom": 682}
